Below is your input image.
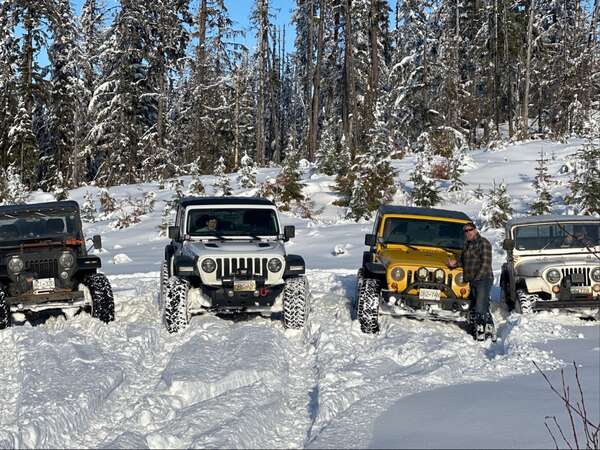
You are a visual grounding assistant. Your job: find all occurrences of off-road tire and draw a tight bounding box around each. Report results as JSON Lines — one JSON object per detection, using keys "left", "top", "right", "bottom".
{"left": 516, "top": 289, "right": 538, "bottom": 315}
{"left": 84, "top": 273, "right": 115, "bottom": 323}
{"left": 357, "top": 278, "right": 381, "bottom": 334}
{"left": 283, "top": 276, "right": 309, "bottom": 329}
{"left": 0, "top": 290, "right": 9, "bottom": 330}
{"left": 353, "top": 269, "right": 364, "bottom": 320}
{"left": 159, "top": 260, "right": 169, "bottom": 309}
{"left": 163, "top": 276, "right": 190, "bottom": 333}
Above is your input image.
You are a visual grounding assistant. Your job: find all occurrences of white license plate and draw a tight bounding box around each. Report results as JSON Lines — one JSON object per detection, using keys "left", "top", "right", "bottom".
{"left": 33, "top": 278, "right": 55, "bottom": 292}
{"left": 570, "top": 286, "right": 591, "bottom": 295}
{"left": 419, "top": 288, "right": 441, "bottom": 301}
{"left": 234, "top": 280, "right": 256, "bottom": 292}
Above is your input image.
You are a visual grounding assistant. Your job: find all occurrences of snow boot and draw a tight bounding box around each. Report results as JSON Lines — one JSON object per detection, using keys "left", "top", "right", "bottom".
{"left": 484, "top": 312, "right": 497, "bottom": 343}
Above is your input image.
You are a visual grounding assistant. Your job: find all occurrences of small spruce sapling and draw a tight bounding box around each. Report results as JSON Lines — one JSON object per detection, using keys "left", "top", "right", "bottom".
{"left": 480, "top": 180, "right": 513, "bottom": 229}
{"left": 529, "top": 150, "right": 553, "bottom": 215}
{"left": 81, "top": 191, "right": 97, "bottom": 223}
{"left": 213, "top": 156, "right": 232, "bottom": 196}
{"left": 237, "top": 151, "right": 257, "bottom": 188}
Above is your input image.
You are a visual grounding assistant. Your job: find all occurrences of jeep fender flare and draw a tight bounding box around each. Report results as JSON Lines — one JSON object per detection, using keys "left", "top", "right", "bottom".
{"left": 363, "top": 262, "right": 386, "bottom": 282}
{"left": 284, "top": 254, "right": 306, "bottom": 278}
{"left": 173, "top": 255, "right": 198, "bottom": 278}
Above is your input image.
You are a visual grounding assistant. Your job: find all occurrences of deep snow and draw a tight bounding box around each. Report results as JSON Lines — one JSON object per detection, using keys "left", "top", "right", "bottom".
{"left": 0, "top": 138, "right": 598, "bottom": 449}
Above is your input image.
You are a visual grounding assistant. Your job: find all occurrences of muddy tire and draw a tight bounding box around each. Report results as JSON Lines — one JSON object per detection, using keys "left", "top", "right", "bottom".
{"left": 163, "top": 276, "right": 190, "bottom": 333}
{"left": 0, "top": 290, "right": 9, "bottom": 330}
{"left": 357, "top": 278, "right": 381, "bottom": 334}
{"left": 84, "top": 273, "right": 115, "bottom": 323}
{"left": 516, "top": 289, "right": 538, "bottom": 315}
{"left": 283, "top": 276, "right": 309, "bottom": 329}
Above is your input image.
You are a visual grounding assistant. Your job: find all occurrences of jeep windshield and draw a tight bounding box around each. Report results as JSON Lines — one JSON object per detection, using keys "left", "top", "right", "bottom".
{"left": 382, "top": 218, "right": 465, "bottom": 250}
{"left": 514, "top": 222, "right": 600, "bottom": 251}
{"left": 186, "top": 208, "right": 279, "bottom": 238}
{"left": 0, "top": 210, "right": 80, "bottom": 243}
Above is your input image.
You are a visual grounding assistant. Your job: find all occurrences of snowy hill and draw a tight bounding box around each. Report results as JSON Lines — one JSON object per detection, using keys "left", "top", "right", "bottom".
{"left": 0, "top": 139, "right": 598, "bottom": 449}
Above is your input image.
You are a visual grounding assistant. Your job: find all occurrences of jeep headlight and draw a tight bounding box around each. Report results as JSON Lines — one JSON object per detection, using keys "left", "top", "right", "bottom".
{"left": 416, "top": 267, "right": 429, "bottom": 281}
{"left": 454, "top": 272, "right": 466, "bottom": 285}
{"left": 59, "top": 251, "right": 75, "bottom": 268}
{"left": 391, "top": 267, "right": 405, "bottom": 281}
{"left": 8, "top": 256, "right": 24, "bottom": 274}
{"left": 591, "top": 268, "right": 600, "bottom": 283}
{"left": 201, "top": 258, "right": 216, "bottom": 273}
{"left": 268, "top": 258, "right": 283, "bottom": 273}
{"left": 545, "top": 269, "right": 561, "bottom": 284}
{"left": 434, "top": 269, "right": 445, "bottom": 283}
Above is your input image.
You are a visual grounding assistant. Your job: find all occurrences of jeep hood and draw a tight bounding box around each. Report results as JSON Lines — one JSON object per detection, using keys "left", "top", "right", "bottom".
{"left": 379, "top": 246, "right": 458, "bottom": 268}
{"left": 183, "top": 240, "right": 285, "bottom": 256}
{"left": 515, "top": 254, "right": 600, "bottom": 277}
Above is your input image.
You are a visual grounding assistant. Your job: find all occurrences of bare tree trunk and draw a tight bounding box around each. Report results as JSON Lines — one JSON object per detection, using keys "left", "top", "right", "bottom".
{"left": 503, "top": 0, "right": 514, "bottom": 138}
{"left": 343, "top": 0, "right": 356, "bottom": 159}
{"left": 521, "top": 0, "right": 535, "bottom": 138}
{"left": 366, "top": 0, "right": 380, "bottom": 131}
{"left": 308, "top": 0, "right": 326, "bottom": 162}
{"left": 234, "top": 68, "right": 241, "bottom": 169}
{"left": 255, "top": 0, "right": 269, "bottom": 166}
{"left": 493, "top": 0, "right": 500, "bottom": 134}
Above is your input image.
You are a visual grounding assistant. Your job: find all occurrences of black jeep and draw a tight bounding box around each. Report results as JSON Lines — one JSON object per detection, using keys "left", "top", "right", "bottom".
{"left": 0, "top": 201, "right": 114, "bottom": 329}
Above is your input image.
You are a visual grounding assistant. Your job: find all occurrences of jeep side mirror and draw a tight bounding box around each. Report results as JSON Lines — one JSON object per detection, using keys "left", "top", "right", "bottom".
{"left": 168, "top": 226, "right": 180, "bottom": 241}
{"left": 365, "top": 234, "right": 377, "bottom": 246}
{"left": 284, "top": 225, "right": 295, "bottom": 241}
{"left": 502, "top": 238, "right": 514, "bottom": 251}
{"left": 92, "top": 235, "right": 102, "bottom": 250}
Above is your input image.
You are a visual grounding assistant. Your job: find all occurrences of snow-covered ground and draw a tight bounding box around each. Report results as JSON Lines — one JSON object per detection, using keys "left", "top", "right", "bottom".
{"left": 0, "top": 139, "right": 598, "bottom": 449}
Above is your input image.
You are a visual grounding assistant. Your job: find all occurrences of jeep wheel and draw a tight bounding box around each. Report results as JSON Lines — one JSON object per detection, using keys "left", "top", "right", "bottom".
{"left": 84, "top": 274, "right": 115, "bottom": 323}
{"left": 0, "top": 290, "right": 9, "bottom": 330}
{"left": 159, "top": 260, "right": 169, "bottom": 308}
{"left": 283, "top": 276, "right": 309, "bottom": 329}
{"left": 516, "top": 289, "right": 538, "bottom": 315}
{"left": 357, "top": 278, "right": 380, "bottom": 334}
{"left": 353, "top": 269, "right": 365, "bottom": 320}
{"left": 163, "top": 276, "right": 190, "bottom": 333}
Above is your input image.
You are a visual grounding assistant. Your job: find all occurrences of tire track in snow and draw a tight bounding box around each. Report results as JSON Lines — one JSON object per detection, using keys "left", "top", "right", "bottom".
{"left": 0, "top": 330, "right": 21, "bottom": 449}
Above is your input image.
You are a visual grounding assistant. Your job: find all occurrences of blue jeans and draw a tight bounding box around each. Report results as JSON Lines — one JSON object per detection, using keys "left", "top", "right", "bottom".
{"left": 470, "top": 278, "right": 493, "bottom": 316}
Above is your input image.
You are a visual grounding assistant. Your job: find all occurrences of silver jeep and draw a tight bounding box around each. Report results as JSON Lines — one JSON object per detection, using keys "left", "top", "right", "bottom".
{"left": 160, "top": 197, "right": 309, "bottom": 332}
{"left": 500, "top": 215, "right": 600, "bottom": 314}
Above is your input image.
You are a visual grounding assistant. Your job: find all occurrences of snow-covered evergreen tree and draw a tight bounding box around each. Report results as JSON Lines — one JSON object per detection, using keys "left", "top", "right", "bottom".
{"left": 99, "top": 188, "right": 116, "bottom": 215}
{"left": 447, "top": 146, "right": 466, "bottom": 193}
{"left": 529, "top": 150, "right": 553, "bottom": 215}
{"left": 81, "top": 191, "right": 97, "bottom": 223}
{"left": 237, "top": 151, "right": 257, "bottom": 189}
{"left": 0, "top": 165, "right": 29, "bottom": 205}
{"left": 480, "top": 181, "right": 513, "bottom": 229}
{"left": 316, "top": 117, "right": 340, "bottom": 176}
{"left": 213, "top": 156, "right": 232, "bottom": 196}
{"left": 409, "top": 134, "right": 440, "bottom": 207}
{"left": 276, "top": 138, "right": 306, "bottom": 209}
{"left": 188, "top": 158, "right": 205, "bottom": 196}
{"left": 51, "top": 171, "right": 69, "bottom": 201}
{"left": 566, "top": 140, "right": 600, "bottom": 215}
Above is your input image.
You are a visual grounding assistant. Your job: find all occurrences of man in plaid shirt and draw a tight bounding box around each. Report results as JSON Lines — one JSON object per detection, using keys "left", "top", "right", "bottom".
{"left": 449, "top": 221, "right": 494, "bottom": 340}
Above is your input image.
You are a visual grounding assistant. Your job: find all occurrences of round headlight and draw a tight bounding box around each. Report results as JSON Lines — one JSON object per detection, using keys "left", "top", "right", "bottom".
{"left": 545, "top": 269, "right": 561, "bottom": 284}
{"left": 201, "top": 258, "right": 216, "bottom": 273}
{"left": 391, "top": 267, "right": 405, "bottom": 281}
{"left": 59, "top": 251, "right": 75, "bottom": 268}
{"left": 417, "top": 267, "right": 429, "bottom": 281}
{"left": 591, "top": 268, "right": 600, "bottom": 283}
{"left": 268, "top": 258, "right": 283, "bottom": 273}
{"left": 454, "top": 272, "right": 465, "bottom": 285}
{"left": 434, "top": 269, "right": 445, "bottom": 283}
{"left": 8, "top": 256, "right": 24, "bottom": 274}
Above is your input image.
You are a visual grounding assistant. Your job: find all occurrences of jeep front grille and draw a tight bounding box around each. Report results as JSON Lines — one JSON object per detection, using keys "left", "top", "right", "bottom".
{"left": 215, "top": 257, "right": 269, "bottom": 280}
{"left": 561, "top": 267, "right": 591, "bottom": 286}
{"left": 26, "top": 258, "right": 59, "bottom": 278}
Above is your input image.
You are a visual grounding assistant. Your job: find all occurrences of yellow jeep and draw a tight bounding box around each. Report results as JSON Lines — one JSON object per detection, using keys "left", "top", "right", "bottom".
{"left": 355, "top": 205, "right": 472, "bottom": 333}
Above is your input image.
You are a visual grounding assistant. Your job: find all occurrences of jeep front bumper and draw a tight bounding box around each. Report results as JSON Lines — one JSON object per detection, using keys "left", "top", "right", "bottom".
{"left": 381, "top": 281, "right": 471, "bottom": 315}
{"left": 6, "top": 290, "right": 86, "bottom": 313}
{"left": 200, "top": 284, "right": 285, "bottom": 312}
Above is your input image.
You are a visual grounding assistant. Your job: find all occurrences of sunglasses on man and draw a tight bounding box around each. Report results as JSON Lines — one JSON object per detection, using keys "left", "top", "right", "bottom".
{"left": 463, "top": 228, "right": 475, "bottom": 233}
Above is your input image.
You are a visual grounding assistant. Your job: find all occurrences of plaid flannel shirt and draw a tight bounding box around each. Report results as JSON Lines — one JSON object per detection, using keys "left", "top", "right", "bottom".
{"left": 460, "top": 233, "right": 493, "bottom": 282}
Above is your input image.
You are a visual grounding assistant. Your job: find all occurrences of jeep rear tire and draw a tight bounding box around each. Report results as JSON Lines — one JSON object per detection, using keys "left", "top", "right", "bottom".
{"left": 159, "top": 260, "right": 169, "bottom": 308}
{"left": 283, "top": 276, "right": 309, "bottom": 329}
{"left": 164, "top": 276, "right": 190, "bottom": 333}
{"left": 85, "top": 274, "right": 115, "bottom": 323}
{"left": 516, "top": 289, "right": 538, "bottom": 315}
{"left": 357, "top": 278, "right": 380, "bottom": 334}
{"left": 0, "top": 290, "right": 9, "bottom": 330}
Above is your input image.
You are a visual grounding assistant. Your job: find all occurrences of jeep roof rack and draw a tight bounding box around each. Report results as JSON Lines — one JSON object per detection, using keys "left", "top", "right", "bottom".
{"left": 179, "top": 196, "right": 275, "bottom": 208}
{"left": 0, "top": 200, "right": 80, "bottom": 215}
{"left": 377, "top": 205, "right": 471, "bottom": 221}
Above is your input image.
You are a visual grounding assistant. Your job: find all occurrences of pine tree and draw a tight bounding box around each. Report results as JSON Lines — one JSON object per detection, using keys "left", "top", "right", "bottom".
{"left": 188, "top": 158, "right": 205, "bottom": 196}
{"left": 99, "top": 188, "right": 116, "bottom": 215}
{"left": 276, "top": 139, "right": 306, "bottom": 209}
{"left": 81, "top": 191, "right": 97, "bottom": 222}
{"left": 237, "top": 151, "right": 257, "bottom": 189}
{"left": 213, "top": 156, "right": 232, "bottom": 196}
{"left": 566, "top": 140, "right": 600, "bottom": 215}
{"left": 51, "top": 171, "right": 69, "bottom": 200}
{"left": 447, "top": 146, "right": 467, "bottom": 193}
{"left": 529, "top": 150, "right": 553, "bottom": 215}
{"left": 0, "top": 165, "right": 29, "bottom": 205}
{"left": 480, "top": 180, "right": 513, "bottom": 229}
{"left": 409, "top": 133, "right": 441, "bottom": 207}
{"left": 316, "top": 117, "right": 340, "bottom": 176}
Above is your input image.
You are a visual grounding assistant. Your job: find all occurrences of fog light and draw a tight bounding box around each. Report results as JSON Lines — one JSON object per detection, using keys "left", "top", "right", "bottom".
{"left": 552, "top": 285, "right": 561, "bottom": 294}
{"left": 593, "top": 284, "right": 600, "bottom": 293}
{"left": 60, "top": 271, "right": 69, "bottom": 280}
{"left": 389, "top": 295, "right": 397, "bottom": 304}
{"left": 227, "top": 290, "right": 234, "bottom": 297}
{"left": 253, "top": 290, "right": 260, "bottom": 297}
